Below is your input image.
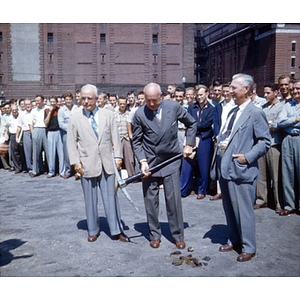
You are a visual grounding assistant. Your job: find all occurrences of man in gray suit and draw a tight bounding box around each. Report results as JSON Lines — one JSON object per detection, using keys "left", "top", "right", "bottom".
{"left": 67, "top": 84, "right": 129, "bottom": 243}
{"left": 212, "top": 74, "right": 271, "bottom": 262}
{"left": 132, "top": 82, "right": 197, "bottom": 249}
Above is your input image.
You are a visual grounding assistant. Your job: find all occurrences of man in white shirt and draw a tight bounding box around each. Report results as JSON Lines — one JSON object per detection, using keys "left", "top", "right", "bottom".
{"left": 16, "top": 98, "right": 33, "bottom": 174}
{"left": 29, "top": 95, "right": 49, "bottom": 177}
{"left": 6, "top": 104, "right": 22, "bottom": 173}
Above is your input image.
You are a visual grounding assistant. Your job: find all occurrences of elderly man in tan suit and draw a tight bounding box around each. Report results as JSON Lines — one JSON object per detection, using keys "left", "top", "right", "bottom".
{"left": 67, "top": 84, "right": 129, "bottom": 243}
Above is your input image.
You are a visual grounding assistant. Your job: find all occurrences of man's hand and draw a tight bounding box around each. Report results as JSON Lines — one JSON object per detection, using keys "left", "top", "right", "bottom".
{"left": 115, "top": 159, "right": 122, "bottom": 170}
{"left": 232, "top": 154, "right": 248, "bottom": 164}
{"left": 74, "top": 162, "right": 84, "bottom": 176}
{"left": 0, "top": 144, "right": 9, "bottom": 155}
{"left": 183, "top": 145, "right": 193, "bottom": 158}
{"left": 295, "top": 116, "right": 300, "bottom": 122}
{"left": 141, "top": 161, "right": 151, "bottom": 178}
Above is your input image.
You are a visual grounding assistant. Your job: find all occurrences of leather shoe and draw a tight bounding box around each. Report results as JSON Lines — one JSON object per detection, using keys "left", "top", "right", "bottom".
{"left": 87, "top": 232, "right": 100, "bottom": 242}
{"left": 237, "top": 252, "right": 255, "bottom": 262}
{"left": 279, "top": 209, "right": 294, "bottom": 216}
{"left": 47, "top": 174, "right": 55, "bottom": 178}
{"left": 14, "top": 170, "right": 22, "bottom": 174}
{"left": 30, "top": 173, "right": 38, "bottom": 178}
{"left": 175, "top": 241, "right": 186, "bottom": 249}
{"left": 150, "top": 240, "right": 160, "bottom": 248}
{"left": 113, "top": 232, "right": 130, "bottom": 242}
{"left": 275, "top": 207, "right": 284, "bottom": 214}
{"left": 197, "top": 194, "right": 205, "bottom": 199}
{"left": 210, "top": 193, "right": 222, "bottom": 200}
{"left": 253, "top": 203, "right": 267, "bottom": 210}
{"left": 74, "top": 174, "right": 80, "bottom": 180}
{"left": 219, "top": 243, "right": 241, "bottom": 252}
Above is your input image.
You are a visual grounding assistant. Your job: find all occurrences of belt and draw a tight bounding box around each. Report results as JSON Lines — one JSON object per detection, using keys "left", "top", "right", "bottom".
{"left": 285, "top": 132, "right": 300, "bottom": 136}
{"left": 218, "top": 146, "right": 226, "bottom": 150}
{"left": 178, "top": 128, "right": 186, "bottom": 131}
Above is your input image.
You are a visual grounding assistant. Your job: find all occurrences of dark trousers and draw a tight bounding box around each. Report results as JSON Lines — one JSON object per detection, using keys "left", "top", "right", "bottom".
{"left": 180, "top": 135, "right": 211, "bottom": 196}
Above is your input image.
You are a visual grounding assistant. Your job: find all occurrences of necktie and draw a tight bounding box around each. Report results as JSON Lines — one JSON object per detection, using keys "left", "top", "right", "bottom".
{"left": 220, "top": 106, "right": 239, "bottom": 139}
{"left": 90, "top": 111, "right": 98, "bottom": 138}
{"left": 153, "top": 110, "right": 161, "bottom": 125}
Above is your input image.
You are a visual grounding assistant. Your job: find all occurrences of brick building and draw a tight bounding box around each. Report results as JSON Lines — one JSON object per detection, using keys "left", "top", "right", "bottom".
{"left": 0, "top": 23, "right": 209, "bottom": 100}
{"left": 1, "top": 23, "right": 298, "bottom": 100}
{"left": 200, "top": 23, "right": 300, "bottom": 94}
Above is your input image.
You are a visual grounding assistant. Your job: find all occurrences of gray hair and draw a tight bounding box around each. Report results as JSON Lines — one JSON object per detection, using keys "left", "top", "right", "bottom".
{"left": 81, "top": 84, "right": 98, "bottom": 97}
{"left": 232, "top": 73, "right": 254, "bottom": 96}
{"left": 143, "top": 82, "right": 162, "bottom": 94}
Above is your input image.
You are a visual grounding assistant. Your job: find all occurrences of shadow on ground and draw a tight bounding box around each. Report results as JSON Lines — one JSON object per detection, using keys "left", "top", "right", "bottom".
{"left": 0, "top": 239, "right": 33, "bottom": 267}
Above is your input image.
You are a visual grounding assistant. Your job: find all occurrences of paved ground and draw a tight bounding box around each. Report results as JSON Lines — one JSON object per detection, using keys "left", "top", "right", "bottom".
{"left": 0, "top": 168, "right": 299, "bottom": 279}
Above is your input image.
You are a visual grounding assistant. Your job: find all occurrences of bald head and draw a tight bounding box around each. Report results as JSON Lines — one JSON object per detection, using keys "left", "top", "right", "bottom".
{"left": 144, "top": 83, "right": 162, "bottom": 111}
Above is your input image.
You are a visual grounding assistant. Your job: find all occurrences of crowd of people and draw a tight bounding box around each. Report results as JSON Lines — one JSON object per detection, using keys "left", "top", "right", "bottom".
{"left": 1, "top": 73, "right": 299, "bottom": 262}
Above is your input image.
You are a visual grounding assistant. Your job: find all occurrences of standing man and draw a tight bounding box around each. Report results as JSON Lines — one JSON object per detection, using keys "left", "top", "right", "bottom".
{"left": 44, "top": 96, "right": 65, "bottom": 178}
{"left": 132, "top": 82, "right": 197, "bottom": 249}
{"left": 58, "top": 92, "right": 75, "bottom": 179}
{"left": 278, "top": 75, "right": 293, "bottom": 103}
{"left": 254, "top": 83, "right": 285, "bottom": 213}
{"left": 185, "top": 87, "right": 196, "bottom": 106}
{"left": 126, "top": 91, "right": 138, "bottom": 112}
{"left": 108, "top": 94, "right": 119, "bottom": 111}
{"left": 16, "top": 98, "right": 33, "bottom": 175}
{"left": 114, "top": 96, "right": 135, "bottom": 178}
{"left": 212, "top": 73, "right": 271, "bottom": 262}
{"left": 30, "top": 95, "right": 49, "bottom": 177}
{"left": 211, "top": 83, "right": 237, "bottom": 200}
{"left": 6, "top": 104, "right": 22, "bottom": 173}
{"left": 175, "top": 87, "right": 188, "bottom": 150}
{"left": 180, "top": 85, "right": 214, "bottom": 199}
{"left": 67, "top": 84, "right": 129, "bottom": 243}
{"left": 251, "top": 83, "right": 267, "bottom": 107}
{"left": 212, "top": 80, "right": 223, "bottom": 105}
{"left": 277, "top": 79, "right": 300, "bottom": 216}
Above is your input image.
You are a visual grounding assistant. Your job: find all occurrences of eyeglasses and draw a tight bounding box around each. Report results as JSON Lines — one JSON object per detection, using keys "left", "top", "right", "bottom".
{"left": 81, "top": 97, "right": 95, "bottom": 102}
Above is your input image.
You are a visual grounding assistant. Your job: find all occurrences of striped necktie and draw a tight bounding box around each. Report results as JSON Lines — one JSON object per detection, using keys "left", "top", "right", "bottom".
{"left": 220, "top": 106, "right": 239, "bottom": 139}
{"left": 90, "top": 111, "right": 98, "bottom": 138}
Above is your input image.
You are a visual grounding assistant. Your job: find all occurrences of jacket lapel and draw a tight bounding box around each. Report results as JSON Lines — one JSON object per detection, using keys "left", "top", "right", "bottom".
{"left": 97, "top": 108, "right": 106, "bottom": 144}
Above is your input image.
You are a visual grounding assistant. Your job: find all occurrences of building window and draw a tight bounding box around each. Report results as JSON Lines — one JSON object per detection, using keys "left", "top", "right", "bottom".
{"left": 0, "top": 53, "right": 3, "bottom": 63}
{"left": 100, "top": 54, "right": 106, "bottom": 63}
{"left": 291, "top": 72, "right": 295, "bottom": 79}
{"left": 49, "top": 75, "right": 54, "bottom": 84}
{"left": 48, "top": 33, "right": 53, "bottom": 44}
{"left": 48, "top": 53, "right": 53, "bottom": 63}
{"left": 0, "top": 75, "right": 2, "bottom": 84}
{"left": 153, "top": 54, "right": 158, "bottom": 64}
{"left": 291, "top": 56, "right": 296, "bottom": 68}
{"left": 153, "top": 74, "right": 158, "bottom": 82}
{"left": 153, "top": 34, "right": 158, "bottom": 45}
{"left": 0, "top": 32, "right": 2, "bottom": 43}
{"left": 292, "top": 41, "right": 296, "bottom": 52}
{"left": 101, "top": 75, "right": 105, "bottom": 83}
{"left": 100, "top": 34, "right": 106, "bottom": 45}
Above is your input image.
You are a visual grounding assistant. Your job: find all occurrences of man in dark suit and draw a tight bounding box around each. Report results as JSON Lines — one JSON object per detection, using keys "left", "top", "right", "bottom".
{"left": 132, "top": 82, "right": 197, "bottom": 249}
{"left": 211, "top": 74, "right": 271, "bottom": 262}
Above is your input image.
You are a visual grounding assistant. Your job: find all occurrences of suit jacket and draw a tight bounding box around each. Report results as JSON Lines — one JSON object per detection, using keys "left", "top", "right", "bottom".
{"left": 188, "top": 101, "right": 214, "bottom": 140}
{"left": 132, "top": 100, "right": 197, "bottom": 177}
{"left": 211, "top": 101, "right": 271, "bottom": 182}
{"left": 67, "top": 107, "right": 122, "bottom": 178}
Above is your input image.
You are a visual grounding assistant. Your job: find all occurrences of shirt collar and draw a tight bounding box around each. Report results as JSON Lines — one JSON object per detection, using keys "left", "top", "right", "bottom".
{"left": 84, "top": 106, "right": 98, "bottom": 117}
{"left": 237, "top": 98, "right": 251, "bottom": 112}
